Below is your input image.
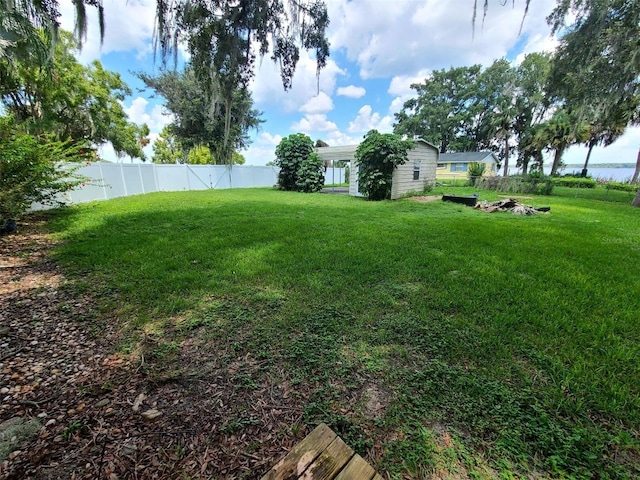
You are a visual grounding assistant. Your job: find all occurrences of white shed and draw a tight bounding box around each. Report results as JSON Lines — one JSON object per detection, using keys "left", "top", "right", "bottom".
{"left": 316, "top": 139, "right": 438, "bottom": 199}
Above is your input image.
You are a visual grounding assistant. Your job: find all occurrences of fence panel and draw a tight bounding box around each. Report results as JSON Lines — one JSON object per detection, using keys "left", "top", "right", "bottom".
{"left": 139, "top": 165, "right": 158, "bottom": 194}
{"left": 100, "top": 163, "right": 129, "bottom": 199}
{"left": 121, "top": 164, "right": 145, "bottom": 196}
{"left": 46, "top": 163, "right": 287, "bottom": 208}
{"left": 186, "top": 165, "right": 212, "bottom": 190}
{"left": 155, "top": 165, "right": 190, "bottom": 191}
{"left": 68, "top": 164, "right": 107, "bottom": 203}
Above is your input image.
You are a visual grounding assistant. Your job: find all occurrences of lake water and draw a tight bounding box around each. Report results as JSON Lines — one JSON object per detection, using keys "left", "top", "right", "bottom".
{"left": 560, "top": 167, "right": 636, "bottom": 182}
{"left": 507, "top": 167, "right": 636, "bottom": 182}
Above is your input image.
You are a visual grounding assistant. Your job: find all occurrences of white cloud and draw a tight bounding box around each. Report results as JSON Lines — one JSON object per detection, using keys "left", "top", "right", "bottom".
{"left": 337, "top": 85, "right": 366, "bottom": 98}
{"left": 388, "top": 97, "right": 406, "bottom": 115}
{"left": 300, "top": 92, "right": 334, "bottom": 114}
{"left": 325, "top": 130, "right": 361, "bottom": 146}
{"left": 348, "top": 105, "right": 393, "bottom": 133}
{"left": 386, "top": 69, "right": 431, "bottom": 115}
{"left": 240, "top": 132, "right": 285, "bottom": 165}
{"left": 59, "top": 0, "right": 157, "bottom": 64}
{"left": 124, "top": 97, "right": 173, "bottom": 132}
{"left": 388, "top": 69, "right": 430, "bottom": 98}
{"left": 326, "top": 0, "right": 558, "bottom": 79}
{"left": 515, "top": 33, "right": 560, "bottom": 65}
{"left": 251, "top": 48, "right": 345, "bottom": 113}
{"left": 292, "top": 114, "right": 338, "bottom": 133}
{"left": 257, "top": 132, "right": 283, "bottom": 146}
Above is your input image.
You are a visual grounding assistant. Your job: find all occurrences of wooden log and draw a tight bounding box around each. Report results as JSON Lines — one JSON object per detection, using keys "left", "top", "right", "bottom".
{"left": 261, "top": 424, "right": 337, "bottom": 480}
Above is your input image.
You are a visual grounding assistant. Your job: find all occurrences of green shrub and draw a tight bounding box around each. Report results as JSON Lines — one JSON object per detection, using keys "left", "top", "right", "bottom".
{"left": 354, "top": 130, "right": 414, "bottom": 201}
{"left": 295, "top": 152, "right": 325, "bottom": 193}
{"left": 467, "top": 162, "right": 486, "bottom": 186}
{"left": 477, "top": 175, "right": 553, "bottom": 195}
{"left": 0, "top": 116, "right": 88, "bottom": 228}
{"left": 551, "top": 177, "right": 597, "bottom": 188}
{"left": 604, "top": 181, "right": 637, "bottom": 193}
{"left": 274, "top": 133, "right": 317, "bottom": 192}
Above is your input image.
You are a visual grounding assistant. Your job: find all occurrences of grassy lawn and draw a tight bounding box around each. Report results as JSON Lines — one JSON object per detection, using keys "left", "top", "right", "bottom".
{"left": 49, "top": 188, "right": 639, "bottom": 479}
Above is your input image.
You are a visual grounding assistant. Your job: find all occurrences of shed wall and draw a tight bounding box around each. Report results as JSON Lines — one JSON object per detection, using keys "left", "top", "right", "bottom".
{"left": 316, "top": 141, "right": 437, "bottom": 199}
{"left": 390, "top": 144, "right": 437, "bottom": 199}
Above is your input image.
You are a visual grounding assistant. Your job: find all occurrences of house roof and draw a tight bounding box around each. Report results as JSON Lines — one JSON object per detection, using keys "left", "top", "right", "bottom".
{"left": 439, "top": 152, "right": 497, "bottom": 164}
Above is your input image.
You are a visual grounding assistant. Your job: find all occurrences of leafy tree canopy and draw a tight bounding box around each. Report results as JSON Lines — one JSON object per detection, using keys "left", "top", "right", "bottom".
{"left": 394, "top": 65, "right": 483, "bottom": 154}
{"left": 0, "top": 30, "right": 148, "bottom": 160}
{"left": 4, "top": 0, "right": 329, "bottom": 165}
{"left": 152, "top": 126, "right": 185, "bottom": 164}
{"left": 355, "top": 130, "right": 414, "bottom": 201}
{"left": 187, "top": 145, "right": 213, "bottom": 165}
{"left": 533, "top": 108, "right": 589, "bottom": 175}
{"left": 274, "top": 133, "right": 323, "bottom": 192}
{"left": 547, "top": 0, "right": 640, "bottom": 124}
{"left": 156, "top": 0, "right": 329, "bottom": 163}
{"left": 138, "top": 67, "right": 262, "bottom": 164}
{"left": 394, "top": 57, "right": 550, "bottom": 174}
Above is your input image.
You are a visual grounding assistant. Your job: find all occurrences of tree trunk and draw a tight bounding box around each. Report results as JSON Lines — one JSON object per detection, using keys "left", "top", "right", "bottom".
{"left": 582, "top": 141, "right": 595, "bottom": 177}
{"left": 550, "top": 146, "right": 565, "bottom": 176}
{"left": 521, "top": 154, "right": 530, "bottom": 175}
{"left": 632, "top": 189, "right": 640, "bottom": 207}
{"left": 631, "top": 147, "right": 640, "bottom": 184}
{"left": 502, "top": 136, "right": 509, "bottom": 177}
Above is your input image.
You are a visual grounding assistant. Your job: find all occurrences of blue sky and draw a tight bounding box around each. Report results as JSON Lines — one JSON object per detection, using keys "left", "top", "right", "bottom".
{"left": 60, "top": 0, "right": 640, "bottom": 167}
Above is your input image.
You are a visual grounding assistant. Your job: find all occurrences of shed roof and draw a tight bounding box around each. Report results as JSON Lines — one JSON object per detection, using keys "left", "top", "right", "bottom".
{"left": 439, "top": 152, "right": 497, "bottom": 164}
{"left": 315, "top": 138, "right": 439, "bottom": 160}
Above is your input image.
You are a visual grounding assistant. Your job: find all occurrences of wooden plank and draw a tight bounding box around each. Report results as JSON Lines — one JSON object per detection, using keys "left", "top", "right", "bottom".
{"left": 261, "top": 424, "right": 337, "bottom": 480}
{"left": 372, "top": 474, "right": 384, "bottom": 480}
{"left": 333, "top": 453, "right": 376, "bottom": 480}
{"left": 300, "top": 436, "right": 355, "bottom": 480}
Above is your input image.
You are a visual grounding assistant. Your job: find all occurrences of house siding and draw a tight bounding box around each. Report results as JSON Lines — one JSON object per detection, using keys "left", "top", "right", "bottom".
{"left": 436, "top": 162, "right": 496, "bottom": 180}
{"left": 437, "top": 153, "right": 497, "bottom": 180}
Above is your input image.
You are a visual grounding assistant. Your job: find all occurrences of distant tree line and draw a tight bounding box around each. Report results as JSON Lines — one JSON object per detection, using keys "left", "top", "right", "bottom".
{"left": 396, "top": 1, "right": 639, "bottom": 207}
{"left": 393, "top": 52, "right": 630, "bottom": 178}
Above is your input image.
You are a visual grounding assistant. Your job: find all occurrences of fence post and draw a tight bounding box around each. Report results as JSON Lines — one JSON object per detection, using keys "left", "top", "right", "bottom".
{"left": 120, "top": 163, "right": 128, "bottom": 197}
{"left": 98, "top": 163, "right": 108, "bottom": 200}
{"left": 138, "top": 164, "right": 145, "bottom": 194}
{"left": 153, "top": 163, "right": 160, "bottom": 191}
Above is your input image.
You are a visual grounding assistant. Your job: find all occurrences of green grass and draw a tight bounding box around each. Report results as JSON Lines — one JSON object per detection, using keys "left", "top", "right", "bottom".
{"left": 49, "top": 188, "right": 640, "bottom": 479}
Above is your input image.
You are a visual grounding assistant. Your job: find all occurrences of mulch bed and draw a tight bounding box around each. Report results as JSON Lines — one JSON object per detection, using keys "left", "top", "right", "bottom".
{"left": 0, "top": 220, "right": 314, "bottom": 479}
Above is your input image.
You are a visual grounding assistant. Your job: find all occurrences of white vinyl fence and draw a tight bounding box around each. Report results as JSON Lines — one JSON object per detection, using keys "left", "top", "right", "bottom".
{"left": 55, "top": 162, "right": 346, "bottom": 206}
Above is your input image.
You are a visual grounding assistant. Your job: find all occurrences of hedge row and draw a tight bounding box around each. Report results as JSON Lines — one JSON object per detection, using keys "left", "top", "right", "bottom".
{"left": 476, "top": 175, "right": 553, "bottom": 195}
{"left": 551, "top": 177, "right": 597, "bottom": 188}
{"left": 604, "top": 181, "right": 638, "bottom": 193}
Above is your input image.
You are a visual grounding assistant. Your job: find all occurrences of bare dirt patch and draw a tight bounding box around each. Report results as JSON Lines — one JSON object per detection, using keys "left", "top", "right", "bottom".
{"left": 362, "top": 385, "right": 390, "bottom": 420}
{"left": 409, "top": 195, "right": 441, "bottom": 203}
{"left": 0, "top": 221, "right": 313, "bottom": 479}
